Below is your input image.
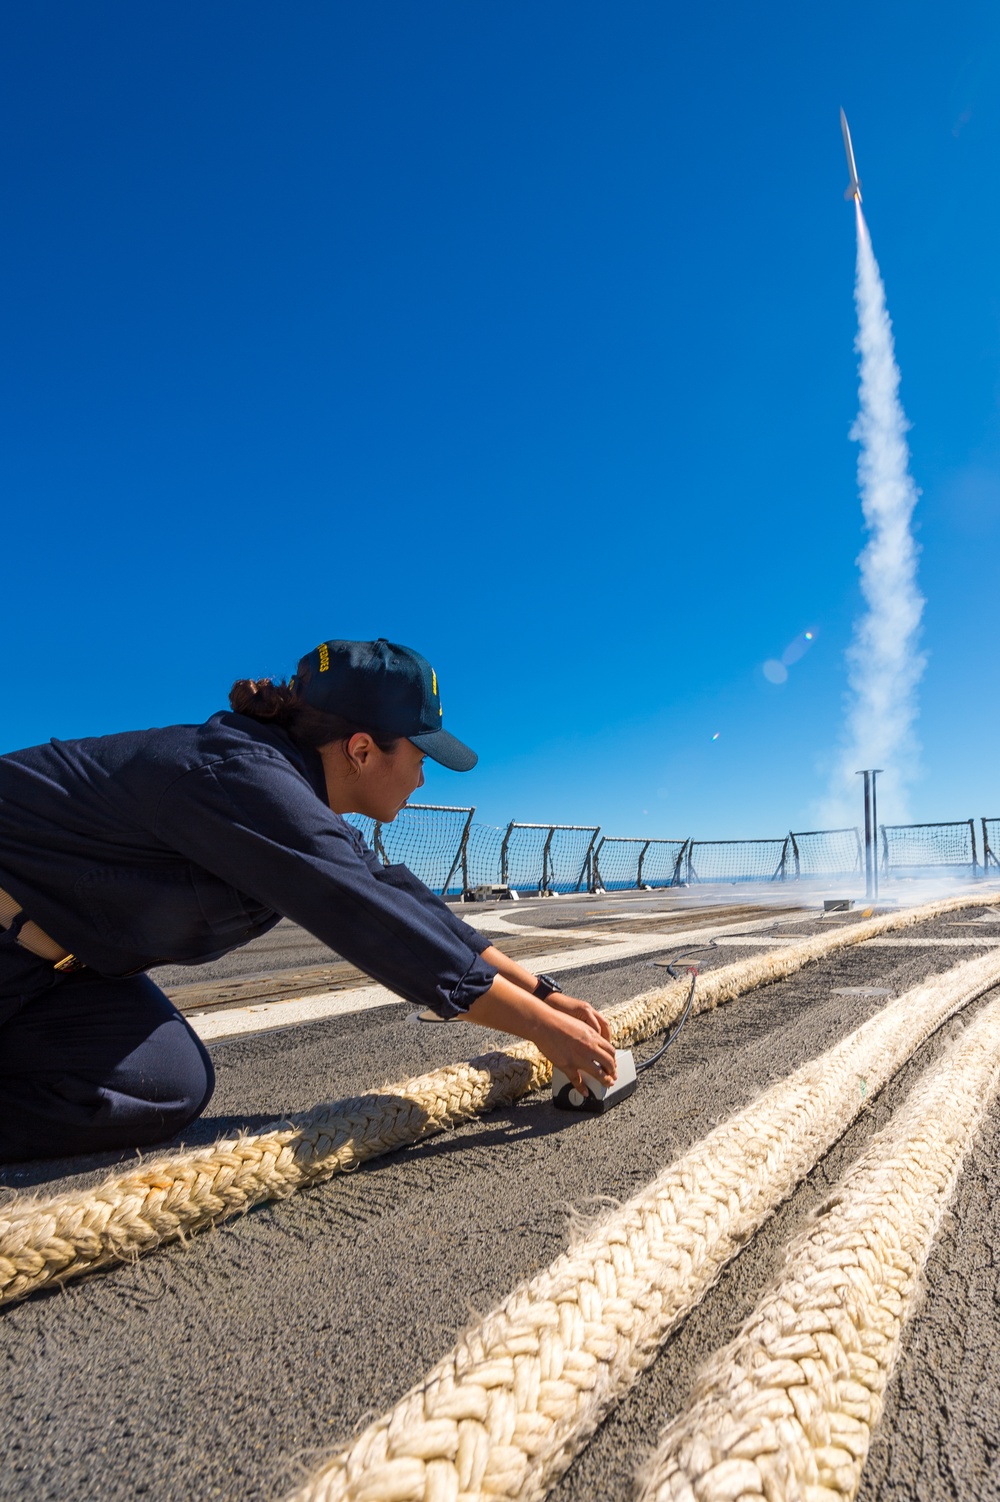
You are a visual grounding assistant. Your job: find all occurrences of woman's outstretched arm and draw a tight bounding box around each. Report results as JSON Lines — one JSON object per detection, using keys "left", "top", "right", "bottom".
{"left": 478, "top": 943, "right": 612, "bottom": 1043}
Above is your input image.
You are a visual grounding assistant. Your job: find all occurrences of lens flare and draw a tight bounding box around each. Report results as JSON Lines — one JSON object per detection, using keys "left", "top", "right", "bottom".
{"left": 781, "top": 628, "right": 818, "bottom": 668}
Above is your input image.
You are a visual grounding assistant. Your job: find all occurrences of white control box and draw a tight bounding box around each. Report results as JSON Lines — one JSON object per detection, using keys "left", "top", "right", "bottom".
{"left": 551, "top": 1049, "right": 637, "bottom": 1114}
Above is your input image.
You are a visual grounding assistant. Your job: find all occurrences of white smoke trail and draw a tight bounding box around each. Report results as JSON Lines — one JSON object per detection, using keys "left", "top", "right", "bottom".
{"left": 824, "top": 202, "right": 925, "bottom": 825}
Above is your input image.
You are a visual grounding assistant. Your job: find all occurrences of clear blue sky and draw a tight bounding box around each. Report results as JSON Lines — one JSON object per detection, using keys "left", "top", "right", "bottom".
{"left": 3, "top": 2, "right": 999, "bottom": 839}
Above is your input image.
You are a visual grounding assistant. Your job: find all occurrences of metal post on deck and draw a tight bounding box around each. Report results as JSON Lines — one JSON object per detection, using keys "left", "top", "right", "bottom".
{"left": 856, "top": 769, "right": 882, "bottom": 904}
{"left": 870, "top": 770, "right": 881, "bottom": 902}
{"left": 857, "top": 772, "right": 871, "bottom": 901}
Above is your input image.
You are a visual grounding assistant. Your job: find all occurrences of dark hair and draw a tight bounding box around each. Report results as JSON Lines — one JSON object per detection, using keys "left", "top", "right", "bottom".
{"left": 228, "top": 665, "right": 400, "bottom": 753}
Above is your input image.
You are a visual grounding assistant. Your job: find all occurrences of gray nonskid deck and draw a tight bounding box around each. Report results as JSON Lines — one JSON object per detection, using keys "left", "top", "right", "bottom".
{"left": 2, "top": 903, "right": 1000, "bottom": 1500}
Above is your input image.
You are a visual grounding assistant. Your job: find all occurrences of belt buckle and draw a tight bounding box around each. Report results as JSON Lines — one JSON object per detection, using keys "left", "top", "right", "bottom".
{"left": 53, "top": 954, "right": 87, "bottom": 974}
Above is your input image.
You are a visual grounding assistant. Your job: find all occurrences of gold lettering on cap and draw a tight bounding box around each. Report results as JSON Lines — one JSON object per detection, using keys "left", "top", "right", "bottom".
{"left": 318, "top": 643, "right": 330, "bottom": 672}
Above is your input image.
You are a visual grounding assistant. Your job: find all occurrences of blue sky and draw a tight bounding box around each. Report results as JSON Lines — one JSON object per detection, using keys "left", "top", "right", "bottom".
{"left": 3, "top": 2, "right": 999, "bottom": 839}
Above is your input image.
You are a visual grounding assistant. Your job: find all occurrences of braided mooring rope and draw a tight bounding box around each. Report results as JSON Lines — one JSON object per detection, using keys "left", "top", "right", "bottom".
{"left": 283, "top": 946, "right": 1000, "bottom": 1502}
{"left": 636, "top": 996, "right": 1000, "bottom": 1502}
{"left": 608, "top": 888, "right": 1000, "bottom": 1045}
{"left": 0, "top": 889, "right": 994, "bottom": 1309}
{"left": 0, "top": 1045, "right": 547, "bottom": 1308}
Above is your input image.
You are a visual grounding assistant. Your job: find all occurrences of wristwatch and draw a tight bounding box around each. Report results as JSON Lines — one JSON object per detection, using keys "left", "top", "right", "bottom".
{"left": 533, "top": 973, "right": 563, "bottom": 1001}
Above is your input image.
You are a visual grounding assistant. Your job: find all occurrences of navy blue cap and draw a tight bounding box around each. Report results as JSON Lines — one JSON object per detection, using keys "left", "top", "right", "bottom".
{"left": 294, "top": 638, "right": 477, "bottom": 772}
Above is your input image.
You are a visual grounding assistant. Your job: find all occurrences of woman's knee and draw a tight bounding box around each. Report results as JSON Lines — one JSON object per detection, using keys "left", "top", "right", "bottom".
{"left": 124, "top": 1007, "right": 215, "bottom": 1118}
{"left": 0, "top": 1025, "right": 214, "bottom": 1161}
{"left": 0, "top": 975, "right": 216, "bottom": 1161}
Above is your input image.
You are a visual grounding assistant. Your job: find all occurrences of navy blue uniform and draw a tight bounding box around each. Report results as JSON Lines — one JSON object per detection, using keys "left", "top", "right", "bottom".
{"left": 0, "top": 713, "right": 496, "bottom": 1161}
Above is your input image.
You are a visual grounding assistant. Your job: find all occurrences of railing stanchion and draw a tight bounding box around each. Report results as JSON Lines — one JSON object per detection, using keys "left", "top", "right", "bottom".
{"left": 440, "top": 806, "right": 476, "bottom": 898}
{"left": 591, "top": 837, "right": 606, "bottom": 893}
{"left": 576, "top": 827, "right": 600, "bottom": 894}
{"left": 539, "top": 826, "right": 556, "bottom": 895}
{"left": 499, "top": 821, "right": 515, "bottom": 888}
{"left": 636, "top": 839, "right": 651, "bottom": 889}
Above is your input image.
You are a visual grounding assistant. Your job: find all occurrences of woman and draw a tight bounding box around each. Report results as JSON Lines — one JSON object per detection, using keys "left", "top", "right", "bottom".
{"left": 0, "top": 638, "right": 616, "bottom": 1162}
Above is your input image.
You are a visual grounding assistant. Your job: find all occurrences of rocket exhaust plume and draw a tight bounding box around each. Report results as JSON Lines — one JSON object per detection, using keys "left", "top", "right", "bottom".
{"left": 825, "top": 200, "right": 925, "bottom": 825}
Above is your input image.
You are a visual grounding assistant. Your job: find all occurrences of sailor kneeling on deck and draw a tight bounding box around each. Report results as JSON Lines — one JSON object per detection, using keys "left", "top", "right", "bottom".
{"left": 0, "top": 639, "right": 615, "bottom": 1162}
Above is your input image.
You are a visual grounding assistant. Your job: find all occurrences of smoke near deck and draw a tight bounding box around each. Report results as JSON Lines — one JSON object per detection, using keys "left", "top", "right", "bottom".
{"left": 825, "top": 202, "right": 925, "bottom": 825}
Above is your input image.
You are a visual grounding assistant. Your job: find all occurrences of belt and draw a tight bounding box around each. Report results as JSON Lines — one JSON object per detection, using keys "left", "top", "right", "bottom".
{"left": 0, "top": 886, "right": 87, "bottom": 972}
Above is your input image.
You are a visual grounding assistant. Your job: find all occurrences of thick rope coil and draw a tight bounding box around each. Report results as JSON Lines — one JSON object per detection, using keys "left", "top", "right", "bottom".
{"left": 283, "top": 946, "right": 1000, "bottom": 1502}
{"left": 0, "top": 1046, "right": 547, "bottom": 1308}
{"left": 0, "top": 889, "right": 994, "bottom": 1309}
{"left": 636, "top": 996, "right": 1000, "bottom": 1502}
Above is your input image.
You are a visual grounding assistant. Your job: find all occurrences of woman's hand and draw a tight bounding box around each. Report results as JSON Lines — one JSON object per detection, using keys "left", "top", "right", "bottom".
{"left": 531, "top": 1009, "right": 617, "bottom": 1095}
{"left": 463, "top": 975, "right": 617, "bottom": 1094}
{"left": 538, "top": 992, "right": 612, "bottom": 1045}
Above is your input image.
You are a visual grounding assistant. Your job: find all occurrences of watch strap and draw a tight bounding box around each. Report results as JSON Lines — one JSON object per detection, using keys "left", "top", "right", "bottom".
{"left": 533, "top": 973, "right": 563, "bottom": 1001}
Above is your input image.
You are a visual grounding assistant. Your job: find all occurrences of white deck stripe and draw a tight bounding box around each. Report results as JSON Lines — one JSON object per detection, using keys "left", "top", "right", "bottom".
{"left": 191, "top": 985, "right": 403, "bottom": 1041}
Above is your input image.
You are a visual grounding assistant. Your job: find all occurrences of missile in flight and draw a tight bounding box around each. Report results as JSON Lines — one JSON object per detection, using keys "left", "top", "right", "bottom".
{"left": 840, "top": 108, "right": 862, "bottom": 203}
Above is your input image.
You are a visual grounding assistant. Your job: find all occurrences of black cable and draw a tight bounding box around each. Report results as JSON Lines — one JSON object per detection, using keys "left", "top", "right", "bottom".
{"left": 656, "top": 941, "right": 721, "bottom": 978}
{"left": 633, "top": 923, "right": 792, "bottom": 1075}
{"left": 634, "top": 966, "right": 697, "bottom": 1074}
